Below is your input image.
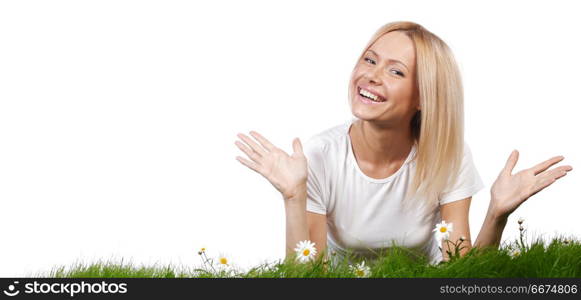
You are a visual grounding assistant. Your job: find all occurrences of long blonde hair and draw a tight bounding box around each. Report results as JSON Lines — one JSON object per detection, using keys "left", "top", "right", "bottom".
{"left": 354, "top": 21, "right": 464, "bottom": 213}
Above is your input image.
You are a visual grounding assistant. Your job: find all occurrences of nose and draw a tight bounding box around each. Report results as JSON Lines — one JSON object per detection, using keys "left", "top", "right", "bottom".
{"left": 364, "top": 65, "right": 382, "bottom": 85}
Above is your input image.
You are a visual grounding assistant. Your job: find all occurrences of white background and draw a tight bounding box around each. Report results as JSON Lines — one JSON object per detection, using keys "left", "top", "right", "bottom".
{"left": 1, "top": 0, "right": 579, "bottom": 276}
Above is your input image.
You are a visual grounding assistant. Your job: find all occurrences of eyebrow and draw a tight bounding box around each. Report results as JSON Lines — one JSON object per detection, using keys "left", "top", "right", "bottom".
{"left": 365, "top": 49, "right": 409, "bottom": 71}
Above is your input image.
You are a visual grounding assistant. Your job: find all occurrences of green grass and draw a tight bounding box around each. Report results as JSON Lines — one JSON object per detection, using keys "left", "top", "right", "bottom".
{"left": 37, "top": 235, "right": 581, "bottom": 278}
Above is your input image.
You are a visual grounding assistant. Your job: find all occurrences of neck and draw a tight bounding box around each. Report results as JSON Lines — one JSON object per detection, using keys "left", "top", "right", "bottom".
{"left": 349, "top": 119, "right": 415, "bottom": 166}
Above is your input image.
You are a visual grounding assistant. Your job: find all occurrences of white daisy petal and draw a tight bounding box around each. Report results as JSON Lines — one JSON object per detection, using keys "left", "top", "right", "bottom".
{"left": 509, "top": 248, "right": 521, "bottom": 259}
{"left": 433, "top": 220, "right": 454, "bottom": 247}
{"left": 294, "top": 240, "right": 317, "bottom": 263}
{"left": 350, "top": 261, "right": 371, "bottom": 278}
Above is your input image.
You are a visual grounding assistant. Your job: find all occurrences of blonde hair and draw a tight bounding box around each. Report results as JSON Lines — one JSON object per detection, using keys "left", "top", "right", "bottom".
{"left": 354, "top": 21, "right": 464, "bottom": 213}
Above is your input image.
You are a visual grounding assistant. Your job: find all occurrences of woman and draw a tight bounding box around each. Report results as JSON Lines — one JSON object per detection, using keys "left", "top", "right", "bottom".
{"left": 234, "top": 21, "right": 573, "bottom": 265}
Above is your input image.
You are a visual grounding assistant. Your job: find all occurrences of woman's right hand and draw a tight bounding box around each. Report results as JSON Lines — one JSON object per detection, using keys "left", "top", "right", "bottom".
{"left": 235, "top": 131, "right": 307, "bottom": 200}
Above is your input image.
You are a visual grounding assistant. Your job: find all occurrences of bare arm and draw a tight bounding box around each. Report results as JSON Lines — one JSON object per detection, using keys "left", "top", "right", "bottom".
{"left": 283, "top": 185, "right": 310, "bottom": 258}
{"left": 235, "top": 131, "right": 328, "bottom": 261}
{"left": 444, "top": 150, "right": 572, "bottom": 259}
{"left": 284, "top": 184, "right": 328, "bottom": 260}
{"left": 475, "top": 150, "right": 572, "bottom": 249}
{"left": 439, "top": 197, "right": 508, "bottom": 262}
{"left": 439, "top": 197, "right": 473, "bottom": 261}
{"left": 473, "top": 205, "right": 507, "bottom": 249}
{"left": 306, "top": 211, "right": 327, "bottom": 261}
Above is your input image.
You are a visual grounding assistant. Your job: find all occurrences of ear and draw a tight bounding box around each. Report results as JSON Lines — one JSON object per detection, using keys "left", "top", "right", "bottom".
{"left": 414, "top": 94, "right": 421, "bottom": 111}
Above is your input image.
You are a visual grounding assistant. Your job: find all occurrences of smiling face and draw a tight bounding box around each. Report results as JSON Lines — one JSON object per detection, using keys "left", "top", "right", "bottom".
{"left": 349, "top": 31, "right": 419, "bottom": 127}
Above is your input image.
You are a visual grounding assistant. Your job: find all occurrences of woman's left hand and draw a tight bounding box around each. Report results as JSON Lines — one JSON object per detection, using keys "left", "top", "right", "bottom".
{"left": 489, "top": 150, "right": 573, "bottom": 219}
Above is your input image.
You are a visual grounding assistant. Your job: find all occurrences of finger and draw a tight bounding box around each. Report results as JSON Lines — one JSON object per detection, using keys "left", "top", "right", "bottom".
{"left": 538, "top": 165, "right": 572, "bottom": 181}
{"left": 292, "top": 138, "right": 303, "bottom": 155}
{"left": 249, "top": 131, "right": 276, "bottom": 152}
{"left": 235, "top": 141, "right": 261, "bottom": 163}
{"left": 531, "top": 155, "right": 565, "bottom": 176}
{"left": 554, "top": 170, "right": 569, "bottom": 180}
{"left": 237, "top": 133, "right": 267, "bottom": 156}
{"left": 530, "top": 166, "right": 571, "bottom": 197}
{"left": 235, "top": 156, "right": 260, "bottom": 173}
{"left": 503, "top": 150, "right": 519, "bottom": 175}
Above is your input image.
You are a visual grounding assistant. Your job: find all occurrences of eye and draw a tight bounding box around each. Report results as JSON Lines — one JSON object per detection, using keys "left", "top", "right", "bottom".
{"left": 364, "top": 57, "right": 376, "bottom": 65}
{"left": 390, "top": 69, "right": 405, "bottom": 77}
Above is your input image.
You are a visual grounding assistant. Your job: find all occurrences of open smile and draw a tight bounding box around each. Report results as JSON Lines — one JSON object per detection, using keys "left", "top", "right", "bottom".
{"left": 357, "top": 86, "right": 387, "bottom": 104}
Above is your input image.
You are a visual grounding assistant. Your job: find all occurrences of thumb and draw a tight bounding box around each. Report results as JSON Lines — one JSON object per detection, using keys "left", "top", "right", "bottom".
{"left": 292, "top": 138, "right": 303, "bottom": 155}
{"left": 503, "top": 149, "right": 519, "bottom": 175}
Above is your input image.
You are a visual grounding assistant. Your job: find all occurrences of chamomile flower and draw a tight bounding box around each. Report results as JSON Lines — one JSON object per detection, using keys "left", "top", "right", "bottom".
{"left": 349, "top": 261, "right": 371, "bottom": 278}
{"left": 509, "top": 248, "right": 521, "bottom": 258}
{"left": 214, "top": 253, "right": 231, "bottom": 271}
{"left": 433, "top": 220, "right": 454, "bottom": 247}
{"left": 217, "top": 254, "right": 229, "bottom": 267}
{"left": 294, "top": 240, "right": 317, "bottom": 263}
{"left": 213, "top": 253, "right": 236, "bottom": 277}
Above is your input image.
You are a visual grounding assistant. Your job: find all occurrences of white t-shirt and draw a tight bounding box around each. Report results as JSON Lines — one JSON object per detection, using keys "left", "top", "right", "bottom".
{"left": 304, "top": 118, "right": 485, "bottom": 265}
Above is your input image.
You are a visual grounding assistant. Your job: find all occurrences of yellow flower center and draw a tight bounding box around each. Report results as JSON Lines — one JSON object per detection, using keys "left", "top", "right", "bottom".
{"left": 356, "top": 269, "right": 365, "bottom": 277}
{"left": 219, "top": 257, "right": 228, "bottom": 265}
{"left": 440, "top": 227, "right": 447, "bottom": 233}
{"left": 303, "top": 249, "right": 310, "bottom": 256}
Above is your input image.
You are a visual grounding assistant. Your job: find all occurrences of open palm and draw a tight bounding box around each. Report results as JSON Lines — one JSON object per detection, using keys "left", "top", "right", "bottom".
{"left": 235, "top": 131, "right": 307, "bottom": 200}
{"left": 490, "top": 150, "right": 573, "bottom": 218}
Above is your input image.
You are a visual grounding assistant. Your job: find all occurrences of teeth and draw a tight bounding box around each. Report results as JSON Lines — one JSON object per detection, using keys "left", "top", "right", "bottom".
{"left": 359, "top": 88, "right": 383, "bottom": 102}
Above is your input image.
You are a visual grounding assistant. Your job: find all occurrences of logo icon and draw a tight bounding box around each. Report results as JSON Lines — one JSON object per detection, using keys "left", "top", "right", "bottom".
{"left": 3, "top": 281, "right": 20, "bottom": 297}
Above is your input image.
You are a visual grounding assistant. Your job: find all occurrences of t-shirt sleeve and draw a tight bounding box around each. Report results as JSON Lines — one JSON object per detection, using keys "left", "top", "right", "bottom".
{"left": 303, "top": 137, "right": 327, "bottom": 215}
{"left": 439, "top": 142, "right": 485, "bottom": 206}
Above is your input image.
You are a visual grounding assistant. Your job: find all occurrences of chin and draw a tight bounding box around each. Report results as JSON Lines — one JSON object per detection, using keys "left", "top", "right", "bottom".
{"left": 350, "top": 99, "right": 378, "bottom": 121}
{"left": 350, "top": 107, "right": 377, "bottom": 122}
